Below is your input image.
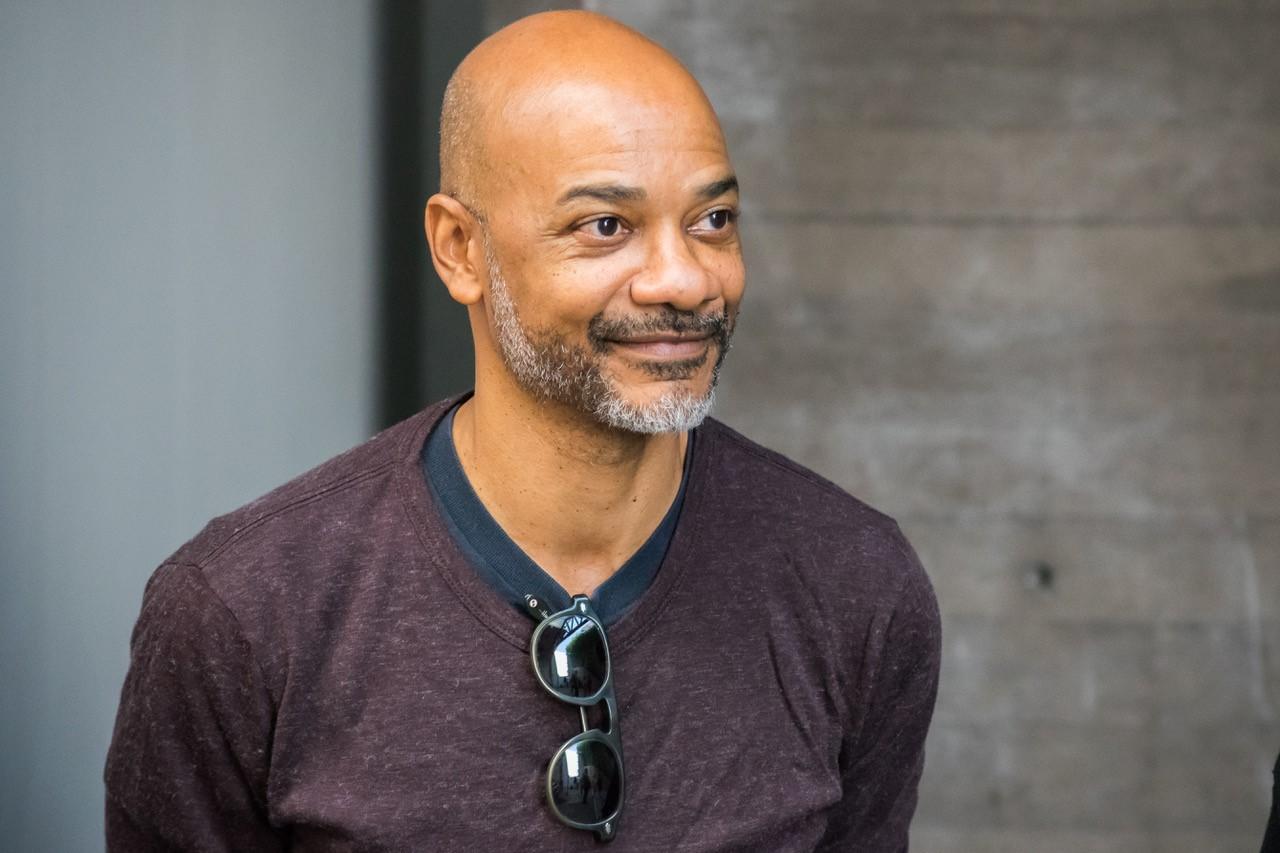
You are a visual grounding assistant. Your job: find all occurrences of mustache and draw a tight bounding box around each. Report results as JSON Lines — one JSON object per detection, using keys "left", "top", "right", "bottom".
{"left": 587, "top": 308, "right": 731, "bottom": 344}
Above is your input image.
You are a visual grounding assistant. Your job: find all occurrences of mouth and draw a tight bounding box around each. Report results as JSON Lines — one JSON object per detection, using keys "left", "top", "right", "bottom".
{"left": 603, "top": 333, "right": 714, "bottom": 360}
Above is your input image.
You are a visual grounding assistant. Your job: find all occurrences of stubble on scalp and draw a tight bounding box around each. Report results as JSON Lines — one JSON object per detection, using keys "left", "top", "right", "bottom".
{"left": 439, "top": 72, "right": 482, "bottom": 210}
{"left": 481, "top": 236, "right": 731, "bottom": 435}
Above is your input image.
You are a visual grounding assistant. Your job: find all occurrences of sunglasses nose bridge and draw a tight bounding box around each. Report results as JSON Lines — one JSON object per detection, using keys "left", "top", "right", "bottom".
{"left": 577, "top": 692, "right": 619, "bottom": 737}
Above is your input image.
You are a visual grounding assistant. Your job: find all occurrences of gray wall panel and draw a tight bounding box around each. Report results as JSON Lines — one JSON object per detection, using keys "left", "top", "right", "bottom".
{"left": 0, "top": 2, "right": 378, "bottom": 848}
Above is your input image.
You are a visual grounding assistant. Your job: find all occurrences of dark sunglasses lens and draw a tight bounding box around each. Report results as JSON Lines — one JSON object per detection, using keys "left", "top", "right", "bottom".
{"left": 534, "top": 613, "right": 608, "bottom": 698}
{"left": 550, "top": 739, "right": 620, "bottom": 825}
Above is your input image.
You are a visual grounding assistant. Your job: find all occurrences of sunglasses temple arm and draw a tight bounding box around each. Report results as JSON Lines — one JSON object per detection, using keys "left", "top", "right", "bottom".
{"left": 522, "top": 593, "right": 554, "bottom": 621}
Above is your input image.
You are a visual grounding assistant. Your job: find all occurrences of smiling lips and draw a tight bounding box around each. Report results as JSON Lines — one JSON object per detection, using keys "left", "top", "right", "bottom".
{"left": 606, "top": 333, "right": 713, "bottom": 359}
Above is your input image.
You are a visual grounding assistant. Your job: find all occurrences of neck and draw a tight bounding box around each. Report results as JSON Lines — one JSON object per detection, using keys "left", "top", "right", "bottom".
{"left": 451, "top": 387, "right": 687, "bottom": 596}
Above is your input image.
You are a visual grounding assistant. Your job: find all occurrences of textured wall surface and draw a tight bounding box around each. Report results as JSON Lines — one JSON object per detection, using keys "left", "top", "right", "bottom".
{"left": 496, "top": 1, "right": 1280, "bottom": 849}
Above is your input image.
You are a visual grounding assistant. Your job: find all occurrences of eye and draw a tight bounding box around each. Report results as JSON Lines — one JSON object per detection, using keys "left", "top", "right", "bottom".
{"left": 577, "top": 216, "right": 626, "bottom": 241}
{"left": 693, "top": 207, "right": 738, "bottom": 235}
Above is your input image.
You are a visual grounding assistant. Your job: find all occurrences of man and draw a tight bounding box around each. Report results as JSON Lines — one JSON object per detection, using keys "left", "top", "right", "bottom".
{"left": 105, "top": 10, "right": 940, "bottom": 851}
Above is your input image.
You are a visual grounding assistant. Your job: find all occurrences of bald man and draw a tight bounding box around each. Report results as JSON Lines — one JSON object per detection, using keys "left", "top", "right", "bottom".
{"left": 105, "top": 11, "right": 940, "bottom": 852}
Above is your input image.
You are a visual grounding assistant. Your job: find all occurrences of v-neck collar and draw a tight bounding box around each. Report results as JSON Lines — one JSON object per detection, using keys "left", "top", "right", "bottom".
{"left": 421, "top": 401, "right": 694, "bottom": 626}
{"left": 393, "top": 394, "right": 718, "bottom": 654}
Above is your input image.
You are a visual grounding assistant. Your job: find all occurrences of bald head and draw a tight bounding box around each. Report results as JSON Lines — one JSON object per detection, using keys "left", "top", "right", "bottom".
{"left": 424, "top": 10, "right": 743, "bottom": 436}
{"left": 439, "top": 10, "right": 722, "bottom": 213}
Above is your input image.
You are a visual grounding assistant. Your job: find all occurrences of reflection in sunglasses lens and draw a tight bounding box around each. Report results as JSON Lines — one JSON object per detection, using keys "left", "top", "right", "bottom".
{"left": 551, "top": 739, "right": 620, "bottom": 825}
{"left": 536, "top": 614, "right": 608, "bottom": 698}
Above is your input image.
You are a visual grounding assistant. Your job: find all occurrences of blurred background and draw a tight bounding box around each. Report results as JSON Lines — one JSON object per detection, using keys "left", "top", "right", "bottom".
{"left": 2, "top": 0, "right": 1278, "bottom": 850}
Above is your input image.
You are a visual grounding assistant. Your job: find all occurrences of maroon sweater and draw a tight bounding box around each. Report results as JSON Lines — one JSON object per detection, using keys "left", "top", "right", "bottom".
{"left": 105, "top": 400, "right": 940, "bottom": 851}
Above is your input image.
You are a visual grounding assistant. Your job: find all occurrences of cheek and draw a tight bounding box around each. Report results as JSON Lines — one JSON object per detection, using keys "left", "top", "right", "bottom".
{"left": 558, "top": 258, "right": 642, "bottom": 317}
{"left": 717, "top": 254, "right": 747, "bottom": 307}
{"left": 521, "top": 274, "right": 620, "bottom": 334}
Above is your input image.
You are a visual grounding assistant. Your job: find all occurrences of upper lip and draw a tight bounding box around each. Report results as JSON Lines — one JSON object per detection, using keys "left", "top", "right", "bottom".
{"left": 608, "top": 332, "right": 713, "bottom": 344}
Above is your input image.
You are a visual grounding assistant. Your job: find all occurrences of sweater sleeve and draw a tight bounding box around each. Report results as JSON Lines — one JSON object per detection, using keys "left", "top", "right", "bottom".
{"left": 104, "top": 562, "right": 286, "bottom": 852}
{"left": 818, "top": 533, "right": 942, "bottom": 852}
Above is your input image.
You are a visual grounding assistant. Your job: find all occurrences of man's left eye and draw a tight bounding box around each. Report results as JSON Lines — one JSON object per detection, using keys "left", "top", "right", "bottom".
{"left": 592, "top": 217, "right": 621, "bottom": 237}
{"left": 697, "top": 208, "right": 735, "bottom": 231}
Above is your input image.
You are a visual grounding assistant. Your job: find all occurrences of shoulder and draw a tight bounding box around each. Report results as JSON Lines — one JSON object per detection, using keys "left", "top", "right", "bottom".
{"left": 699, "top": 417, "right": 913, "bottom": 557}
{"left": 170, "top": 405, "right": 436, "bottom": 571}
{"left": 700, "top": 417, "right": 889, "bottom": 514}
{"left": 135, "top": 402, "right": 448, "bottom": 685}
{"left": 695, "top": 417, "right": 935, "bottom": 615}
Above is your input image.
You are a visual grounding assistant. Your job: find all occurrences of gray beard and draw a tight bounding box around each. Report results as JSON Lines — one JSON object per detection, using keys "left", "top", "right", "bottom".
{"left": 483, "top": 239, "right": 727, "bottom": 435}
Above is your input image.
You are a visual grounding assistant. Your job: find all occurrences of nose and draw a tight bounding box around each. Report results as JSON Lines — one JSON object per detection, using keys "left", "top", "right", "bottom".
{"left": 628, "top": 226, "right": 719, "bottom": 312}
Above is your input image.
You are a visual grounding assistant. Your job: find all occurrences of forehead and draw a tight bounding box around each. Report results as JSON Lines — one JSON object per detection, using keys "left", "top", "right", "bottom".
{"left": 485, "top": 78, "right": 732, "bottom": 203}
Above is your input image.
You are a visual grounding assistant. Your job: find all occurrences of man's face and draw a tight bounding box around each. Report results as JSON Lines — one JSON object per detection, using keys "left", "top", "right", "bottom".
{"left": 473, "top": 78, "right": 745, "bottom": 433}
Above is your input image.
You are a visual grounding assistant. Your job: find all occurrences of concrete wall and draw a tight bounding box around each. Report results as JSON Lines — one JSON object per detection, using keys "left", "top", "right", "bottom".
{"left": 569, "top": 1, "right": 1278, "bottom": 849}
{"left": 0, "top": 2, "right": 378, "bottom": 848}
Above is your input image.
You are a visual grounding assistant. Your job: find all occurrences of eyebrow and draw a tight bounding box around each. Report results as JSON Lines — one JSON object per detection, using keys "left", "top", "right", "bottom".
{"left": 555, "top": 174, "right": 740, "bottom": 207}
{"left": 558, "top": 183, "right": 647, "bottom": 205}
{"left": 696, "top": 175, "right": 739, "bottom": 201}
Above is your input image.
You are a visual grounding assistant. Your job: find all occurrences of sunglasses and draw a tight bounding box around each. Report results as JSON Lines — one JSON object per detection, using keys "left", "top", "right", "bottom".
{"left": 524, "top": 593, "right": 625, "bottom": 842}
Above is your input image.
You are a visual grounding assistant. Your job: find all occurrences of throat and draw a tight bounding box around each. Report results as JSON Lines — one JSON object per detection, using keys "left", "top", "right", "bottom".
{"left": 449, "top": 397, "right": 689, "bottom": 597}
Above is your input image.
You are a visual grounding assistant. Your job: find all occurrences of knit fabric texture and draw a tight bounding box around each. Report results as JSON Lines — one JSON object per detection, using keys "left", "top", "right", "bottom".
{"left": 105, "top": 397, "right": 942, "bottom": 852}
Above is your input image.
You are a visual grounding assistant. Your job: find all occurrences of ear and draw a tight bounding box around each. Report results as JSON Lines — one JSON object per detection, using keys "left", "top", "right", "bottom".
{"left": 425, "top": 193, "right": 484, "bottom": 306}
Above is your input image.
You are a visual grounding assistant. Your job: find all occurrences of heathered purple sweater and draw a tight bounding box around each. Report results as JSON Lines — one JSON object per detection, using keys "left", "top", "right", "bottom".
{"left": 105, "top": 400, "right": 941, "bottom": 852}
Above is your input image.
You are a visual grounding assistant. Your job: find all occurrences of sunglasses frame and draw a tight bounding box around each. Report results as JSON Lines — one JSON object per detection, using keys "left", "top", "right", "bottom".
{"left": 526, "top": 594, "right": 625, "bottom": 842}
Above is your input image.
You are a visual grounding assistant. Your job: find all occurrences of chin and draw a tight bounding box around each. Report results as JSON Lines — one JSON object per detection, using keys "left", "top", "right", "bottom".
{"left": 592, "top": 377, "right": 717, "bottom": 435}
